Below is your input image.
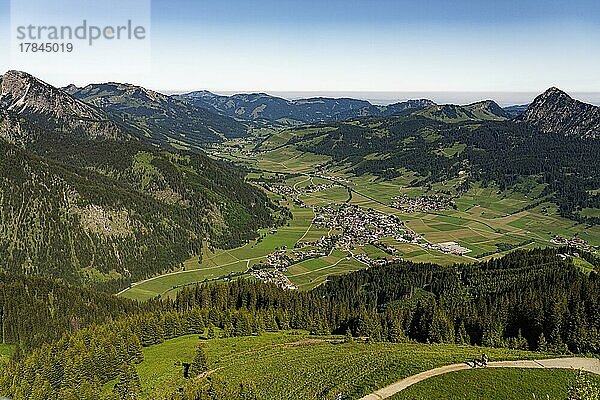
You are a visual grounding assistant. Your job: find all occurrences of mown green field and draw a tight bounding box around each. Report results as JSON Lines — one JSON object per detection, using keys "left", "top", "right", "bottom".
{"left": 286, "top": 252, "right": 366, "bottom": 290}
{"left": 392, "top": 368, "right": 600, "bottom": 400}
{"left": 119, "top": 202, "right": 315, "bottom": 301}
{"left": 136, "top": 332, "right": 553, "bottom": 400}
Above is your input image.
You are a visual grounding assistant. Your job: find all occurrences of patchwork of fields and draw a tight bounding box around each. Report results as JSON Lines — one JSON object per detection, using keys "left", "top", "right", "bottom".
{"left": 120, "top": 133, "right": 600, "bottom": 301}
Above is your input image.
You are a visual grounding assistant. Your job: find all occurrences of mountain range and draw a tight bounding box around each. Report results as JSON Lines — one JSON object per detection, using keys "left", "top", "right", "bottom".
{"left": 1, "top": 70, "right": 599, "bottom": 291}
{"left": 64, "top": 82, "right": 248, "bottom": 147}
{"left": 175, "top": 90, "right": 437, "bottom": 124}
{"left": 0, "top": 70, "right": 276, "bottom": 291}
{"left": 0, "top": 69, "right": 599, "bottom": 400}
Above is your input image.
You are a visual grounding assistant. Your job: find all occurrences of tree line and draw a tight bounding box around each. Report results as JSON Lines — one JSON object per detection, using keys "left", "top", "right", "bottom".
{"left": 0, "top": 247, "right": 598, "bottom": 399}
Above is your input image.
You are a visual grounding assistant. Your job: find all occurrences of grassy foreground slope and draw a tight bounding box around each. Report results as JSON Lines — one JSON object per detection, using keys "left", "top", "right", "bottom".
{"left": 137, "top": 332, "right": 548, "bottom": 400}
{"left": 392, "top": 368, "right": 600, "bottom": 400}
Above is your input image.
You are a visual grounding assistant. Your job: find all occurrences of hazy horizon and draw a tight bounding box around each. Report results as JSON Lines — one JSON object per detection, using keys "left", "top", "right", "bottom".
{"left": 163, "top": 89, "right": 600, "bottom": 107}
{"left": 1, "top": 0, "right": 599, "bottom": 93}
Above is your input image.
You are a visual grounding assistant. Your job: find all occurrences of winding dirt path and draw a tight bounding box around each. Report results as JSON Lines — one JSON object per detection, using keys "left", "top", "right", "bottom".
{"left": 359, "top": 357, "right": 600, "bottom": 400}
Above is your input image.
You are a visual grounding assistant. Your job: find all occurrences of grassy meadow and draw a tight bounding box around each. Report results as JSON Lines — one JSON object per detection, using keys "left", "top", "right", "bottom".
{"left": 135, "top": 331, "right": 554, "bottom": 400}
{"left": 392, "top": 368, "right": 600, "bottom": 400}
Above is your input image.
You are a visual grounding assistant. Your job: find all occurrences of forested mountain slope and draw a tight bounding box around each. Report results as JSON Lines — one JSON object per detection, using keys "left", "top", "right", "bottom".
{"left": 65, "top": 82, "right": 248, "bottom": 147}
{"left": 0, "top": 71, "right": 277, "bottom": 291}
{"left": 175, "top": 247, "right": 599, "bottom": 353}
{"left": 289, "top": 89, "right": 600, "bottom": 224}
{"left": 1, "top": 248, "right": 597, "bottom": 399}
{"left": 0, "top": 273, "right": 158, "bottom": 352}
{"left": 0, "top": 136, "right": 275, "bottom": 291}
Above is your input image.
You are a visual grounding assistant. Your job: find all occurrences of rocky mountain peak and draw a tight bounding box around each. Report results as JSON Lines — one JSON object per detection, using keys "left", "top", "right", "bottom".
{"left": 0, "top": 70, "right": 128, "bottom": 141}
{"left": 534, "top": 87, "right": 574, "bottom": 105}
{"left": 542, "top": 86, "right": 566, "bottom": 95}
{"left": 520, "top": 87, "right": 600, "bottom": 138}
{"left": 1, "top": 70, "right": 98, "bottom": 118}
{"left": 1, "top": 70, "right": 57, "bottom": 110}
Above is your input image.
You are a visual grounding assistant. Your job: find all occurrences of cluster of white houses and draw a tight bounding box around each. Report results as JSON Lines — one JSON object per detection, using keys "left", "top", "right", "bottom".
{"left": 551, "top": 235, "right": 597, "bottom": 252}
{"left": 264, "top": 183, "right": 337, "bottom": 198}
{"left": 313, "top": 204, "right": 405, "bottom": 249}
{"left": 391, "top": 195, "right": 455, "bottom": 213}
{"left": 250, "top": 269, "right": 297, "bottom": 290}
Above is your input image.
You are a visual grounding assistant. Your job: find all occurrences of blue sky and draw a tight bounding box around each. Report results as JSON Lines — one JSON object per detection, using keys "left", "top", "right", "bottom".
{"left": 0, "top": 0, "right": 599, "bottom": 99}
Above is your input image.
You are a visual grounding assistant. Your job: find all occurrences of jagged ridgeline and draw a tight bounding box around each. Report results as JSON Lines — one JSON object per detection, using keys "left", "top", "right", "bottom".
{"left": 0, "top": 71, "right": 276, "bottom": 290}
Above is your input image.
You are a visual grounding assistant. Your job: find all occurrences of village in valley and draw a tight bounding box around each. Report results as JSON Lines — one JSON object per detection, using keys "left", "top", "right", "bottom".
{"left": 248, "top": 175, "right": 599, "bottom": 289}
{"left": 190, "top": 139, "right": 598, "bottom": 294}
{"left": 121, "top": 137, "right": 600, "bottom": 301}
{"left": 551, "top": 235, "right": 594, "bottom": 251}
{"left": 249, "top": 185, "right": 476, "bottom": 289}
{"left": 391, "top": 194, "right": 456, "bottom": 213}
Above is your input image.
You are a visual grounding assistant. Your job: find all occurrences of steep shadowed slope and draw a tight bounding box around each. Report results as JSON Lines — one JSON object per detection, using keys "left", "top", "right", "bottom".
{"left": 519, "top": 87, "right": 600, "bottom": 138}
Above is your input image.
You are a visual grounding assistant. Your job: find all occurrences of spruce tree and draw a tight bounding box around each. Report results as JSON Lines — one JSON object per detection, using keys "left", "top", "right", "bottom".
{"left": 189, "top": 344, "right": 208, "bottom": 377}
{"left": 207, "top": 324, "right": 216, "bottom": 339}
{"left": 115, "top": 363, "right": 142, "bottom": 400}
{"left": 345, "top": 327, "right": 353, "bottom": 343}
{"left": 537, "top": 333, "right": 548, "bottom": 352}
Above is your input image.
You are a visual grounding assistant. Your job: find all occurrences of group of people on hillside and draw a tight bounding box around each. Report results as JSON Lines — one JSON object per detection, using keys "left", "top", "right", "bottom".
{"left": 472, "top": 353, "right": 489, "bottom": 367}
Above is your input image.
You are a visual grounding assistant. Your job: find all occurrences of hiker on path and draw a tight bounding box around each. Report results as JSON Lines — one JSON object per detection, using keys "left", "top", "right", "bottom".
{"left": 482, "top": 353, "right": 489, "bottom": 366}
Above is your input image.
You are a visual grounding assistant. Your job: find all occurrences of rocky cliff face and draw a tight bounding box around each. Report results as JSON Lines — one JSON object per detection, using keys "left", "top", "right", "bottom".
{"left": 519, "top": 87, "right": 600, "bottom": 138}
{"left": 0, "top": 70, "right": 127, "bottom": 143}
